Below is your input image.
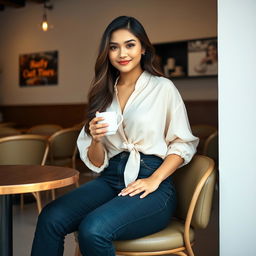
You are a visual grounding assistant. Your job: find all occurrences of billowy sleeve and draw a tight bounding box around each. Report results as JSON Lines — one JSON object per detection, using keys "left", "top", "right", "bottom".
{"left": 77, "top": 127, "right": 109, "bottom": 173}
{"left": 165, "top": 86, "right": 199, "bottom": 166}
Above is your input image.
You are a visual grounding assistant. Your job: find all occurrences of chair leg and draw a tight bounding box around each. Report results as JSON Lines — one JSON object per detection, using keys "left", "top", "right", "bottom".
{"left": 20, "top": 194, "right": 24, "bottom": 210}
{"left": 75, "top": 180, "right": 79, "bottom": 188}
{"left": 32, "top": 192, "right": 42, "bottom": 213}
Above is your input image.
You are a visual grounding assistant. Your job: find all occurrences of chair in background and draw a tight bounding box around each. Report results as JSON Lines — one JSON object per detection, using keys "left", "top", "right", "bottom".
{"left": 203, "top": 131, "right": 218, "bottom": 166}
{"left": 0, "top": 127, "right": 21, "bottom": 138}
{"left": 0, "top": 134, "right": 49, "bottom": 213}
{"left": 48, "top": 127, "right": 81, "bottom": 199}
{"left": 26, "top": 124, "right": 63, "bottom": 136}
{"left": 191, "top": 124, "right": 217, "bottom": 154}
{"left": 74, "top": 155, "right": 216, "bottom": 256}
{"left": 0, "top": 122, "right": 16, "bottom": 128}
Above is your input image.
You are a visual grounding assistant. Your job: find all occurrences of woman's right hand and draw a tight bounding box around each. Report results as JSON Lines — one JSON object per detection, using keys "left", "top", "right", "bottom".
{"left": 89, "top": 114, "right": 109, "bottom": 142}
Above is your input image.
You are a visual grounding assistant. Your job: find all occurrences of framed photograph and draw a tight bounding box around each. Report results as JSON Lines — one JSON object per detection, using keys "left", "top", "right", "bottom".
{"left": 188, "top": 38, "right": 217, "bottom": 77}
{"left": 19, "top": 50, "right": 58, "bottom": 86}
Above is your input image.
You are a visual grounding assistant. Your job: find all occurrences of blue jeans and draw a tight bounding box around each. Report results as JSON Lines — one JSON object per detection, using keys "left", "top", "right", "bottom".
{"left": 31, "top": 152, "right": 177, "bottom": 256}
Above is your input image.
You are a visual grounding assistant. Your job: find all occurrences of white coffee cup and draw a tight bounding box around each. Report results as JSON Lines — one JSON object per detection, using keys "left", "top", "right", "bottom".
{"left": 96, "top": 111, "right": 123, "bottom": 136}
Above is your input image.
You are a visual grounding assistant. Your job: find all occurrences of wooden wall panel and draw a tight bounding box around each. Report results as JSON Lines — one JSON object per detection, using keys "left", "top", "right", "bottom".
{"left": 0, "top": 104, "right": 88, "bottom": 128}
{"left": 0, "top": 100, "right": 217, "bottom": 129}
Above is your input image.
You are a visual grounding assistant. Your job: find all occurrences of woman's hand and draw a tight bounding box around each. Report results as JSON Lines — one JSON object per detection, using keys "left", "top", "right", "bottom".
{"left": 118, "top": 176, "right": 162, "bottom": 199}
{"left": 89, "top": 113, "right": 109, "bottom": 142}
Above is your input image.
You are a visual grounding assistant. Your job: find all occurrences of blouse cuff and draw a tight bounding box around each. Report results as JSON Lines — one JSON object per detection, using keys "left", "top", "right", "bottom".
{"left": 80, "top": 147, "right": 109, "bottom": 173}
{"left": 167, "top": 145, "right": 194, "bottom": 168}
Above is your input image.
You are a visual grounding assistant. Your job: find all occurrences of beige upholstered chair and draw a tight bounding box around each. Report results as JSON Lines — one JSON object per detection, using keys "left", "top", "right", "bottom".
{"left": 74, "top": 155, "right": 216, "bottom": 256}
{"left": 48, "top": 127, "right": 81, "bottom": 169}
{"left": 0, "top": 127, "right": 21, "bottom": 138}
{"left": 48, "top": 127, "right": 81, "bottom": 199}
{"left": 191, "top": 124, "right": 217, "bottom": 154}
{"left": 203, "top": 131, "right": 218, "bottom": 165}
{"left": 26, "top": 124, "right": 63, "bottom": 136}
{"left": 0, "top": 134, "right": 49, "bottom": 213}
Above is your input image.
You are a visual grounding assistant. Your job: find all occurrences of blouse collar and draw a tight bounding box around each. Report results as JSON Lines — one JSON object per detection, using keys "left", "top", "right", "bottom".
{"left": 114, "top": 71, "right": 151, "bottom": 93}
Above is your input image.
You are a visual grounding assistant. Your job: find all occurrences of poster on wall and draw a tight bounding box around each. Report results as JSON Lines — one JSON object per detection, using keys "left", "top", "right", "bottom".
{"left": 19, "top": 50, "right": 58, "bottom": 86}
{"left": 188, "top": 38, "right": 218, "bottom": 77}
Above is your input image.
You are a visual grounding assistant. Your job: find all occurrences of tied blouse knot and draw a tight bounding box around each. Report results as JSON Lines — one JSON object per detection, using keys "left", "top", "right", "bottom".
{"left": 77, "top": 71, "right": 199, "bottom": 186}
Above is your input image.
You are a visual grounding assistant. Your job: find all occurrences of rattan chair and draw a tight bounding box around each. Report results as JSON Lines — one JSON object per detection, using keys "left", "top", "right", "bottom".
{"left": 0, "top": 134, "right": 49, "bottom": 213}
{"left": 74, "top": 155, "right": 216, "bottom": 256}
{"left": 26, "top": 124, "right": 63, "bottom": 136}
{"left": 48, "top": 127, "right": 81, "bottom": 199}
{"left": 191, "top": 124, "right": 217, "bottom": 154}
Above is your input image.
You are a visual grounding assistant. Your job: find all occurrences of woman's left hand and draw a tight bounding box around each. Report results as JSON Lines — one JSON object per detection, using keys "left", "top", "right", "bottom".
{"left": 118, "top": 176, "right": 161, "bottom": 199}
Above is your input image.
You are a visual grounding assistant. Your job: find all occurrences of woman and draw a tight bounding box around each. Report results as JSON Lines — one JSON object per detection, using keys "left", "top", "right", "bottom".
{"left": 194, "top": 41, "right": 218, "bottom": 75}
{"left": 31, "top": 16, "right": 199, "bottom": 256}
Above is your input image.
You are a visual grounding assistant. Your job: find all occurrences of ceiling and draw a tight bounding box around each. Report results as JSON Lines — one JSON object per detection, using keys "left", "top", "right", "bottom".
{"left": 0, "top": 0, "right": 45, "bottom": 11}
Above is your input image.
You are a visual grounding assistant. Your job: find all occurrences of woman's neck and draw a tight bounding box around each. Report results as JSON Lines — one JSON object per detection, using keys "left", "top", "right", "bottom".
{"left": 118, "top": 67, "right": 143, "bottom": 87}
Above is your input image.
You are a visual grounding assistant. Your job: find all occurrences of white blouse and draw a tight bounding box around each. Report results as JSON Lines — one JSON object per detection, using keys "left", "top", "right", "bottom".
{"left": 77, "top": 71, "right": 199, "bottom": 186}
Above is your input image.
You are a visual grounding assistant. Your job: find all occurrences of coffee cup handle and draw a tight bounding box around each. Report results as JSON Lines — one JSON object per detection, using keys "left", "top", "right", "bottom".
{"left": 117, "top": 114, "right": 123, "bottom": 127}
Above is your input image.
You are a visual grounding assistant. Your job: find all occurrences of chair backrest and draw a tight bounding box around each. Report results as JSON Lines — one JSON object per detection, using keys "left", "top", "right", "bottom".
{"left": 48, "top": 127, "right": 80, "bottom": 159}
{"left": 0, "top": 127, "right": 21, "bottom": 138}
{"left": 191, "top": 124, "right": 217, "bottom": 154}
{"left": 172, "top": 155, "right": 216, "bottom": 229}
{"left": 203, "top": 131, "right": 218, "bottom": 165}
{"left": 0, "top": 134, "right": 49, "bottom": 165}
{"left": 0, "top": 122, "right": 16, "bottom": 128}
{"left": 26, "top": 124, "right": 63, "bottom": 136}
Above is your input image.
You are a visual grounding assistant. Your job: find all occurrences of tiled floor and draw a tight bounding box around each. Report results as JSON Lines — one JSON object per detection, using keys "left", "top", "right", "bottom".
{"left": 13, "top": 165, "right": 219, "bottom": 256}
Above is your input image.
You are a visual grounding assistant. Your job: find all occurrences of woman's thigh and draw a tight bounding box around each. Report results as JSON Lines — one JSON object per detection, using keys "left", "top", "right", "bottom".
{"left": 40, "top": 178, "right": 117, "bottom": 234}
{"left": 79, "top": 183, "right": 176, "bottom": 241}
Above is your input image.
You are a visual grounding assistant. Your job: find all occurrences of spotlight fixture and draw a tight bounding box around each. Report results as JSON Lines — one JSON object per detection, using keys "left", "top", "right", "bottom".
{"left": 41, "top": 0, "right": 53, "bottom": 32}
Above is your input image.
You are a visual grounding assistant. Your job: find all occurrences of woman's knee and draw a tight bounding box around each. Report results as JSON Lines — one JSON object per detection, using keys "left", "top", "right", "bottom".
{"left": 37, "top": 201, "right": 70, "bottom": 235}
{"left": 78, "top": 212, "right": 112, "bottom": 244}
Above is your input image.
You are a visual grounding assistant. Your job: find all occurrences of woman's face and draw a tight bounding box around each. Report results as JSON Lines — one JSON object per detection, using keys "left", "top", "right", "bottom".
{"left": 108, "top": 29, "right": 145, "bottom": 74}
{"left": 207, "top": 45, "right": 217, "bottom": 59}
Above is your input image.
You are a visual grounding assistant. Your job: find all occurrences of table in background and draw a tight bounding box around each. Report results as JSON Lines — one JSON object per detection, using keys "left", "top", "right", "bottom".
{"left": 0, "top": 165, "right": 79, "bottom": 256}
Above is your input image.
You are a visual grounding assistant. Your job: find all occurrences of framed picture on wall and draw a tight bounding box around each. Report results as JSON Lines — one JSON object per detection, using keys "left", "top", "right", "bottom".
{"left": 187, "top": 38, "right": 218, "bottom": 77}
{"left": 19, "top": 50, "right": 58, "bottom": 86}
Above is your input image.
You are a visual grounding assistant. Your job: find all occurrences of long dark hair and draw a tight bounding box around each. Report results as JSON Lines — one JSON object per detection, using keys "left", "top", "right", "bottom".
{"left": 85, "top": 16, "right": 163, "bottom": 133}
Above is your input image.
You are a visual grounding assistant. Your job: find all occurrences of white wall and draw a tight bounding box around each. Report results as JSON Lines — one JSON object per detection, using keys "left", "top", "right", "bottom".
{"left": 218, "top": 0, "right": 256, "bottom": 255}
{"left": 0, "top": 0, "right": 217, "bottom": 105}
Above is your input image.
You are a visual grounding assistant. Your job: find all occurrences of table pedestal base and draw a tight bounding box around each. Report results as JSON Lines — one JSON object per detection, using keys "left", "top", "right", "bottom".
{"left": 0, "top": 195, "right": 12, "bottom": 256}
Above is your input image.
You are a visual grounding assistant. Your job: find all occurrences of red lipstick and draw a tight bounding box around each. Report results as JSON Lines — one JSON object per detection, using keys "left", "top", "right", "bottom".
{"left": 118, "top": 60, "right": 131, "bottom": 65}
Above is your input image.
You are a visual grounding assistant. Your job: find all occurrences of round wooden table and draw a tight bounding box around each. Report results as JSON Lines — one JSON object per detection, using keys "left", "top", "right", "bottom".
{"left": 0, "top": 165, "right": 79, "bottom": 256}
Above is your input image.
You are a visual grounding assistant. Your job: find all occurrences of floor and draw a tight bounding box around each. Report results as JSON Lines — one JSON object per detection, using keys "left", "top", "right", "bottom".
{"left": 13, "top": 164, "right": 219, "bottom": 256}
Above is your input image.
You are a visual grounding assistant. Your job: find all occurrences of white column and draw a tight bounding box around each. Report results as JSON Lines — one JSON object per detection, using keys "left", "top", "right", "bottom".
{"left": 218, "top": 0, "right": 256, "bottom": 255}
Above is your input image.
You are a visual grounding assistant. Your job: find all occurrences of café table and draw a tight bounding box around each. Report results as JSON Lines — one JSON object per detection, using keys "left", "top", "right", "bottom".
{"left": 0, "top": 165, "right": 79, "bottom": 256}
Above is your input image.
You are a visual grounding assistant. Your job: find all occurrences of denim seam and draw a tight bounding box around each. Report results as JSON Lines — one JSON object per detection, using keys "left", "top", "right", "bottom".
{"left": 110, "top": 195, "right": 173, "bottom": 239}
{"left": 140, "top": 159, "right": 163, "bottom": 171}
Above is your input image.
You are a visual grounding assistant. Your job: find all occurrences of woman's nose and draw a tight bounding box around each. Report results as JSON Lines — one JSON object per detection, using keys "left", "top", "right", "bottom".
{"left": 119, "top": 47, "right": 128, "bottom": 58}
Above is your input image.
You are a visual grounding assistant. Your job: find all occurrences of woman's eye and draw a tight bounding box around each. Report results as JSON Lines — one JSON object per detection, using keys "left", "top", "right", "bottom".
{"left": 110, "top": 45, "right": 117, "bottom": 51}
{"left": 127, "top": 43, "right": 135, "bottom": 48}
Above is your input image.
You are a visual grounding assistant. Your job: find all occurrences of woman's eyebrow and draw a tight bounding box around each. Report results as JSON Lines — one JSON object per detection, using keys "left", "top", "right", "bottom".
{"left": 109, "top": 39, "right": 136, "bottom": 45}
